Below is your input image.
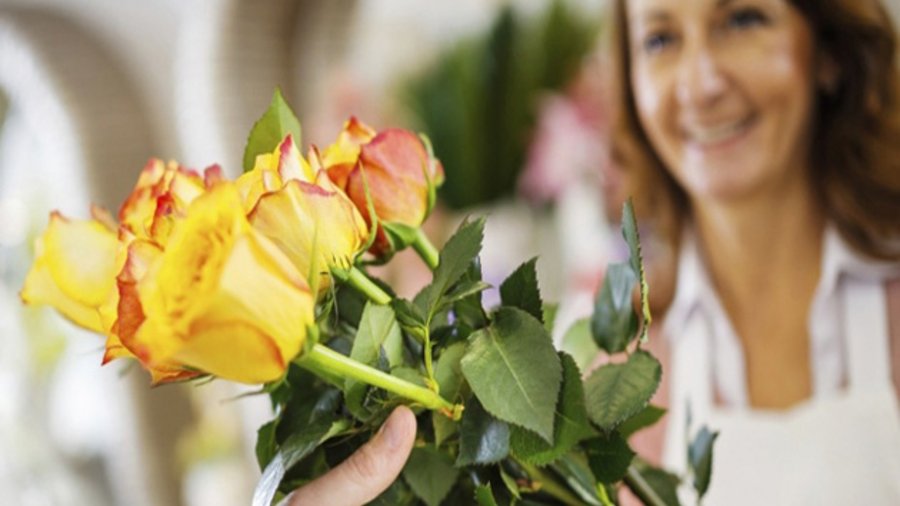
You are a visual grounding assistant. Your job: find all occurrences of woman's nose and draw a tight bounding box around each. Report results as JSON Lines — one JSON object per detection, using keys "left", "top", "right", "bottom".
{"left": 675, "top": 42, "right": 727, "bottom": 108}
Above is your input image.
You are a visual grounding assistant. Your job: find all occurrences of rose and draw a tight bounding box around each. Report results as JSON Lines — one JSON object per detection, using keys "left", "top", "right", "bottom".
{"left": 21, "top": 159, "right": 238, "bottom": 383}
{"left": 20, "top": 208, "right": 122, "bottom": 333}
{"left": 124, "top": 182, "right": 315, "bottom": 384}
{"left": 323, "top": 119, "right": 444, "bottom": 261}
{"left": 239, "top": 134, "right": 369, "bottom": 293}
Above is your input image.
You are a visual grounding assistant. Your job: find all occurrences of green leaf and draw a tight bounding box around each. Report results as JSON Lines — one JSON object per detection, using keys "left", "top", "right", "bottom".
{"left": 543, "top": 302, "right": 559, "bottom": 333}
{"left": 618, "top": 405, "right": 666, "bottom": 439}
{"left": 630, "top": 460, "right": 682, "bottom": 506}
{"left": 591, "top": 262, "right": 638, "bottom": 354}
{"left": 255, "top": 420, "right": 278, "bottom": 470}
{"left": 452, "top": 258, "right": 489, "bottom": 330}
{"left": 689, "top": 426, "right": 719, "bottom": 499}
{"left": 585, "top": 431, "right": 635, "bottom": 483}
{"left": 499, "top": 257, "right": 543, "bottom": 322}
{"left": 243, "top": 88, "right": 302, "bottom": 173}
{"left": 369, "top": 478, "right": 417, "bottom": 506}
{"left": 456, "top": 395, "right": 510, "bottom": 466}
{"left": 435, "top": 341, "right": 468, "bottom": 403}
{"left": 475, "top": 483, "right": 499, "bottom": 506}
{"left": 274, "top": 367, "right": 341, "bottom": 443}
{"left": 442, "top": 280, "right": 492, "bottom": 309}
{"left": 510, "top": 353, "right": 596, "bottom": 466}
{"left": 432, "top": 343, "right": 467, "bottom": 445}
{"left": 621, "top": 199, "right": 652, "bottom": 343}
{"left": 433, "top": 413, "right": 459, "bottom": 449}
{"left": 416, "top": 217, "right": 486, "bottom": 318}
{"left": 499, "top": 467, "right": 521, "bottom": 499}
{"left": 584, "top": 351, "right": 661, "bottom": 432}
{"left": 552, "top": 452, "right": 604, "bottom": 505}
{"left": 349, "top": 303, "right": 404, "bottom": 369}
{"left": 461, "top": 307, "right": 562, "bottom": 442}
{"left": 345, "top": 303, "right": 404, "bottom": 420}
{"left": 252, "top": 419, "right": 332, "bottom": 506}
{"left": 391, "top": 298, "right": 428, "bottom": 340}
{"left": 560, "top": 318, "right": 599, "bottom": 372}
{"left": 402, "top": 446, "right": 459, "bottom": 506}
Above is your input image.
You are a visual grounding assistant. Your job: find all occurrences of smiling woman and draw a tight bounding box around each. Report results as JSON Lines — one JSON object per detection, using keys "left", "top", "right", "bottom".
{"left": 608, "top": 0, "right": 900, "bottom": 504}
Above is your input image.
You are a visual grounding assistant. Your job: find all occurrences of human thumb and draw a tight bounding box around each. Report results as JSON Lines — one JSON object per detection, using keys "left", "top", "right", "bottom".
{"left": 287, "top": 405, "right": 417, "bottom": 506}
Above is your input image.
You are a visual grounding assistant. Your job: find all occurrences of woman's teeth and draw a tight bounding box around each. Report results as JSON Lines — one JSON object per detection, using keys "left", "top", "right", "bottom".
{"left": 686, "top": 118, "right": 750, "bottom": 145}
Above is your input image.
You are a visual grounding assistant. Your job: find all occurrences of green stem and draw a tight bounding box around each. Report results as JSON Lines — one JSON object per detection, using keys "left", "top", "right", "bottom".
{"left": 624, "top": 465, "right": 667, "bottom": 506}
{"left": 297, "top": 344, "right": 461, "bottom": 419}
{"left": 345, "top": 266, "right": 391, "bottom": 305}
{"left": 412, "top": 228, "right": 440, "bottom": 270}
{"left": 519, "top": 461, "right": 585, "bottom": 506}
{"left": 596, "top": 484, "right": 614, "bottom": 506}
{"left": 423, "top": 327, "right": 436, "bottom": 391}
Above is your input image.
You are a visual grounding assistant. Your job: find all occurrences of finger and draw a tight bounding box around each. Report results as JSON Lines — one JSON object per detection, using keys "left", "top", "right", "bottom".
{"left": 287, "top": 405, "right": 417, "bottom": 506}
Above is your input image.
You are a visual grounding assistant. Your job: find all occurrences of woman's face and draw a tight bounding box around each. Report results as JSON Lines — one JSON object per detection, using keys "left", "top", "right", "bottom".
{"left": 626, "top": 0, "right": 821, "bottom": 203}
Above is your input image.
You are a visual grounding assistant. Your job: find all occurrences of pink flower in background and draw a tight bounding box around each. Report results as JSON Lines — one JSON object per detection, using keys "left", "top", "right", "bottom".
{"left": 518, "top": 54, "right": 627, "bottom": 215}
{"left": 518, "top": 93, "right": 605, "bottom": 205}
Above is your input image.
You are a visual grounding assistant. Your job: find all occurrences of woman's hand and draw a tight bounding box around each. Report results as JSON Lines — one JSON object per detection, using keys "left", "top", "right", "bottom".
{"left": 286, "top": 406, "right": 417, "bottom": 506}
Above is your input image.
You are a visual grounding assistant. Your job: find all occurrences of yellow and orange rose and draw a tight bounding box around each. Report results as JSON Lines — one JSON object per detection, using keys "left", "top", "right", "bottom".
{"left": 240, "top": 134, "right": 370, "bottom": 292}
{"left": 322, "top": 118, "right": 444, "bottom": 259}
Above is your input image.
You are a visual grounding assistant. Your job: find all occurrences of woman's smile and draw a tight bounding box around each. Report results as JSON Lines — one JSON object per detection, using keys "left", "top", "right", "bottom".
{"left": 681, "top": 113, "right": 756, "bottom": 150}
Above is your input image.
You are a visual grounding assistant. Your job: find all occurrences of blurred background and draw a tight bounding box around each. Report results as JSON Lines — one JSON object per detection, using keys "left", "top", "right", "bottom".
{"left": 1, "top": 1, "right": 898, "bottom": 505}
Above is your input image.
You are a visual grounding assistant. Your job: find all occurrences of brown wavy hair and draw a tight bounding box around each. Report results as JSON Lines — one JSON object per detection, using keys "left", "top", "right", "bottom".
{"left": 609, "top": 0, "right": 900, "bottom": 260}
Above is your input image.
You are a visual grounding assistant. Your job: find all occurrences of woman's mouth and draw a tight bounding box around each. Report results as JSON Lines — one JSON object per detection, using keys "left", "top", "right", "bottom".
{"left": 683, "top": 115, "right": 755, "bottom": 148}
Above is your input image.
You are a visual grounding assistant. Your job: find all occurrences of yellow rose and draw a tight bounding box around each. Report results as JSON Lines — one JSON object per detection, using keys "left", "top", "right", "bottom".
{"left": 21, "top": 159, "right": 227, "bottom": 384}
{"left": 242, "top": 135, "right": 369, "bottom": 292}
{"left": 131, "top": 182, "right": 315, "bottom": 384}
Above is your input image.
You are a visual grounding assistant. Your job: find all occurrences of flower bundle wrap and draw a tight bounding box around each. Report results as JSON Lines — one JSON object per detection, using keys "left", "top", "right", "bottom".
{"left": 23, "top": 90, "right": 714, "bottom": 506}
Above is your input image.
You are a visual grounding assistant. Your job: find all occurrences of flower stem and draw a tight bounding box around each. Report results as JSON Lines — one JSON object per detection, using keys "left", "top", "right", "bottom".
{"left": 623, "top": 465, "right": 667, "bottom": 506}
{"left": 518, "top": 461, "right": 584, "bottom": 506}
{"left": 298, "top": 343, "right": 462, "bottom": 419}
{"left": 346, "top": 266, "right": 391, "bottom": 305}
{"left": 422, "top": 327, "right": 437, "bottom": 392}
{"left": 412, "top": 228, "right": 439, "bottom": 270}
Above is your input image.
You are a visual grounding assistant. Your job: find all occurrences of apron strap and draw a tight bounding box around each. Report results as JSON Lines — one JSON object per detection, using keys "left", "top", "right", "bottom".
{"left": 843, "top": 275, "right": 892, "bottom": 390}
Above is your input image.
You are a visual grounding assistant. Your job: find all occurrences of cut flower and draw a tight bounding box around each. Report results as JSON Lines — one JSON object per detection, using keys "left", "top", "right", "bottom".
{"left": 129, "top": 183, "right": 316, "bottom": 384}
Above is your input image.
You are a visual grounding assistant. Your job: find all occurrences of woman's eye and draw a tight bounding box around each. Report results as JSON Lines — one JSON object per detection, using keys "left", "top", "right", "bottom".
{"left": 642, "top": 32, "right": 674, "bottom": 54}
{"left": 727, "top": 7, "right": 768, "bottom": 30}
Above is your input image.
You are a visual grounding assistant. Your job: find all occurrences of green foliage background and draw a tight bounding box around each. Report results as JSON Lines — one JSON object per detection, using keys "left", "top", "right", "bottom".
{"left": 400, "top": 0, "right": 599, "bottom": 209}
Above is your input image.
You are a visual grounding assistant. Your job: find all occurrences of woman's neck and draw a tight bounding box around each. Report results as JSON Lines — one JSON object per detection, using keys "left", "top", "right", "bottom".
{"left": 691, "top": 183, "right": 825, "bottom": 311}
{"left": 690, "top": 180, "right": 825, "bottom": 408}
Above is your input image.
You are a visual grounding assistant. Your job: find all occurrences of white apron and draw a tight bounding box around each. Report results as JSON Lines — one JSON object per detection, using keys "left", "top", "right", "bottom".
{"left": 662, "top": 231, "right": 900, "bottom": 505}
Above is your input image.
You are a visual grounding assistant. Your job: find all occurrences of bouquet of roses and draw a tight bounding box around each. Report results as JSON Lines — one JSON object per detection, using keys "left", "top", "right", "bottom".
{"left": 21, "top": 90, "right": 715, "bottom": 505}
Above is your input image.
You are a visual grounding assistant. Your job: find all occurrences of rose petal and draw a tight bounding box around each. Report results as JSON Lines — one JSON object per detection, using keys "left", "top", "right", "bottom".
{"left": 249, "top": 176, "right": 368, "bottom": 289}
{"left": 21, "top": 212, "right": 121, "bottom": 332}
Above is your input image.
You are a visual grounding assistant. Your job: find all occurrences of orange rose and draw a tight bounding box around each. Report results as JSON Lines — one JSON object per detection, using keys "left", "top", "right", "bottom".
{"left": 325, "top": 124, "right": 444, "bottom": 259}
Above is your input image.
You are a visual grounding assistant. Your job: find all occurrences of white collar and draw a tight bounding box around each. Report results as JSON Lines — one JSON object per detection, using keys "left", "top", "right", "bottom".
{"left": 663, "top": 224, "right": 900, "bottom": 345}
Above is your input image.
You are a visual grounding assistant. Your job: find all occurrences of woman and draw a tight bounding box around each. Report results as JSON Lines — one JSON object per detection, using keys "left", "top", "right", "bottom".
{"left": 612, "top": 0, "right": 900, "bottom": 503}
{"left": 289, "top": 0, "right": 900, "bottom": 503}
